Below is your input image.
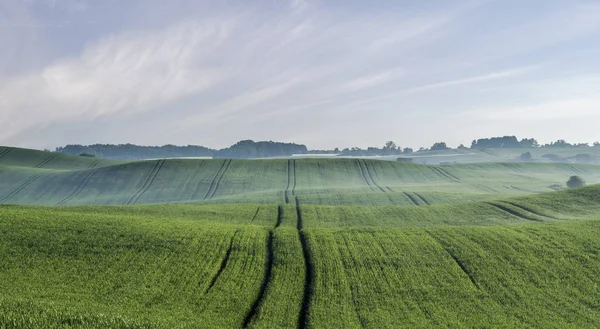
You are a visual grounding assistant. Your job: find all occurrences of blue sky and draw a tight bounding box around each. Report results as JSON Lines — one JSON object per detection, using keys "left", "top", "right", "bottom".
{"left": 1, "top": 0, "right": 600, "bottom": 150}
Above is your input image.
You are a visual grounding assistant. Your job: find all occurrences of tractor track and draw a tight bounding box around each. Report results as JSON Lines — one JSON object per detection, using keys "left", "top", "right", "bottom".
{"left": 127, "top": 159, "right": 165, "bottom": 205}
{"left": 205, "top": 232, "right": 238, "bottom": 294}
{"left": 356, "top": 159, "right": 375, "bottom": 191}
{"left": 87, "top": 159, "right": 101, "bottom": 169}
{"left": 285, "top": 159, "right": 292, "bottom": 203}
{"left": 203, "top": 159, "right": 231, "bottom": 200}
{"left": 500, "top": 201, "right": 559, "bottom": 220}
{"left": 55, "top": 168, "right": 100, "bottom": 206}
{"left": 403, "top": 192, "right": 420, "bottom": 206}
{"left": 413, "top": 192, "right": 431, "bottom": 205}
{"left": 362, "top": 160, "right": 386, "bottom": 193}
{"left": 0, "top": 147, "right": 13, "bottom": 160}
{"left": 0, "top": 174, "right": 42, "bottom": 203}
{"left": 431, "top": 167, "right": 460, "bottom": 181}
{"left": 427, "top": 232, "right": 480, "bottom": 290}
{"left": 243, "top": 231, "right": 275, "bottom": 327}
{"left": 485, "top": 202, "right": 543, "bottom": 222}
{"left": 295, "top": 196, "right": 314, "bottom": 329}
{"left": 34, "top": 153, "right": 59, "bottom": 168}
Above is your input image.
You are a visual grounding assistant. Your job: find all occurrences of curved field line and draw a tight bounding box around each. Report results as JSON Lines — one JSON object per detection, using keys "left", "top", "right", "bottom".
{"left": 472, "top": 184, "right": 498, "bottom": 193}
{"left": 284, "top": 159, "right": 292, "bottom": 204}
{"left": 87, "top": 159, "right": 101, "bottom": 169}
{"left": 499, "top": 163, "right": 520, "bottom": 173}
{"left": 205, "top": 159, "right": 231, "bottom": 200}
{"left": 385, "top": 186, "right": 394, "bottom": 192}
{"left": 485, "top": 202, "right": 543, "bottom": 222}
{"left": 567, "top": 165, "right": 584, "bottom": 175}
{"left": 403, "top": 192, "right": 420, "bottom": 206}
{"left": 295, "top": 197, "right": 314, "bottom": 329}
{"left": 127, "top": 160, "right": 165, "bottom": 205}
{"left": 292, "top": 159, "right": 297, "bottom": 196}
{"left": 426, "top": 232, "right": 480, "bottom": 290}
{"left": 501, "top": 201, "right": 559, "bottom": 220}
{"left": 203, "top": 160, "right": 229, "bottom": 200}
{"left": 413, "top": 192, "right": 431, "bottom": 205}
{"left": 0, "top": 147, "right": 13, "bottom": 160}
{"left": 250, "top": 206, "right": 261, "bottom": 223}
{"left": 202, "top": 160, "right": 227, "bottom": 199}
{"left": 479, "top": 149, "right": 497, "bottom": 156}
{"left": 205, "top": 231, "right": 238, "bottom": 294}
{"left": 432, "top": 167, "right": 460, "bottom": 181}
{"left": 243, "top": 231, "right": 274, "bottom": 328}
{"left": 276, "top": 205, "right": 283, "bottom": 228}
{"left": 362, "top": 160, "right": 386, "bottom": 193}
{"left": 34, "top": 153, "right": 59, "bottom": 168}
{"left": 355, "top": 160, "right": 375, "bottom": 191}
{"left": 0, "top": 174, "right": 43, "bottom": 203}
{"left": 55, "top": 169, "right": 100, "bottom": 206}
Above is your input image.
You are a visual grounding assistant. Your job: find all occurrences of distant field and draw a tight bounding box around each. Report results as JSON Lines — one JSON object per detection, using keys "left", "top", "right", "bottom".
{"left": 1, "top": 146, "right": 600, "bottom": 328}
{"left": 2, "top": 146, "right": 600, "bottom": 207}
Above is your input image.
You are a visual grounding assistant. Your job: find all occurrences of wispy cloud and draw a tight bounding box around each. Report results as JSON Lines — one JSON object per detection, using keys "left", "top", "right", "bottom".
{"left": 1, "top": 0, "right": 600, "bottom": 149}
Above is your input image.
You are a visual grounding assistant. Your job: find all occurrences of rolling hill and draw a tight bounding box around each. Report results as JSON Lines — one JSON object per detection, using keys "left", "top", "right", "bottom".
{"left": 1, "top": 146, "right": 600, "bottom": 328}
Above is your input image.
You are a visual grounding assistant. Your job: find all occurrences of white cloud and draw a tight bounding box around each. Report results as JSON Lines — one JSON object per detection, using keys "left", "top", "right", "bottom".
{"left": 0, "top": 20, "right": 234, "bottom": 141}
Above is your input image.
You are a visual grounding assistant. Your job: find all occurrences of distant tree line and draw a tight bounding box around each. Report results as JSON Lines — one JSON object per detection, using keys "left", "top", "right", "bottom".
{"left": 57, "top": 140, "right": 307, "bottom": 160}
{"left": 56, "top": 136, "right": 600, "bottom": 160}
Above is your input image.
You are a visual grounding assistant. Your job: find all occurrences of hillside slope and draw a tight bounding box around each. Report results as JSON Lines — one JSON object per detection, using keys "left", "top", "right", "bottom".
{"left": 2, "top": 147, "right": 600, "bottom": 206}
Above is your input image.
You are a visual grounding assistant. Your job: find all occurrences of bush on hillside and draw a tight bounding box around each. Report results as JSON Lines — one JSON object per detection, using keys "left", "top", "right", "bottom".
{"left": 566, "top": 176, "right": 586, "bottom": 189}
{"left": 520, "top": 152, "right": 532, "bottom": 161}
{"left": 78, "top": 152, "right": 96, "bottom": 157}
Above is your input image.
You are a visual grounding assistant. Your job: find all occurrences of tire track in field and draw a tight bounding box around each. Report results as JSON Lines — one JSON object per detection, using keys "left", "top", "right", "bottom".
{"left": 403, "top": 192, "right": 420, "bottom": 206}
{"left": 361, "top": 160, "right": 386, "bottom": 192}
{"left": 127, "top": 159, "right": 165, "bottom": 205}
{"left": 87, "top": 159, "right": 101, "bottom": 169}
{"left": 484, "top": 202, "right": 543, "bottom": 222}
{"left": 204, "top": 159, "right": 231, "bottom": 200}
{"left": 431, "top": 166, "right": 460, "bottom": 182}
{"left": 0, "top": 174, "right": 42, "bottom": 203}
{"left": 243, "top": 231, "right": 275, "bottom": 327}
{"left": 296, "top": 196, "right": 314, "bottom": 329}
{"left": 55, "top": 168, "right": 100, "bottom": 206}
{"left": 205, "top": 231, "right": 238, "bottom": 294}
{"left": 472, "top": 184, "right": 498, "bottom": 193}
{"left": 426, "top": 232, "right": 480, "bottom": 290}
{"left": 356, "top": 159, "right": 375, "bottom": 191}
{"left": 189, "top": 160, "right": 209, "bottom": 201}
{"left": 0, "top": 147, "right": 13, "bottom": 160}
{"left": 284, "top": 159, "right": 292, "bottom": 203}
{"left": 276, "top": 205, "right": 283, "bottom": 228}
{"left": 34, "top": 153, "right": 59, "bottom": 168}
{"left": 292, "top": 159, "right": 297, "bottom": 196}
{"left": 567, "top": 164, "right": 584, "bottom": 175}
{"left": 413, "top": 192, "right": 431, "bottom": 205}
{"left": 500, "top": 201, "right": 559, "bottom": 220}
{"left": 500, "top": 163, "right": 523, "bottom": 173}
{"left": 250, "top": 206, "right": 261, "bottom": 223}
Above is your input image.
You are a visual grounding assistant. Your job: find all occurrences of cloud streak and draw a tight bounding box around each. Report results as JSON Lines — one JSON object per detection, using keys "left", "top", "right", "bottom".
{"left": 1, "top": 0, "right": 600, "bottom": 149}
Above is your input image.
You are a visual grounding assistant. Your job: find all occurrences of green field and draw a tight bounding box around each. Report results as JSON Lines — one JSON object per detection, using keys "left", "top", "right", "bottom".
{"left": 1, "top": 146, "right": 600, "bottom": 328}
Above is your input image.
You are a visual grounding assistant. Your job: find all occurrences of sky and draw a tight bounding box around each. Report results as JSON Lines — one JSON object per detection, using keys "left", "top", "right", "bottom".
{"left": 1, "top": 0, "right": 600, "bottom": 150}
